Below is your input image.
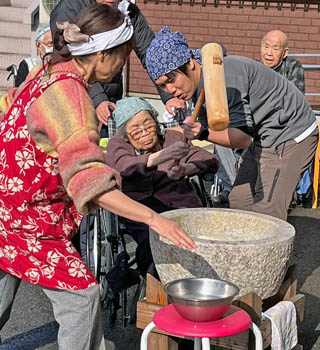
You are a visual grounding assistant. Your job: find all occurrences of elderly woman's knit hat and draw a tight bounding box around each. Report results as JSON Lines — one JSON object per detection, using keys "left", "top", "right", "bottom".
{"left": 146, "top": 26, "right": 201, "bottom": 81}
{"left": 113, "top": 96, "right": 159, "bottom": 130}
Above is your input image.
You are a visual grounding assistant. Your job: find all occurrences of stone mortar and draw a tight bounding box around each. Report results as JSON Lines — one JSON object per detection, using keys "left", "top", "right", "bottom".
{"left": 149, "top": 208, "right": 295, "bottom": 299}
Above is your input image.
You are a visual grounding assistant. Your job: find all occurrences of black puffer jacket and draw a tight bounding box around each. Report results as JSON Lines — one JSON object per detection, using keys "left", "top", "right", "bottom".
{"left": 50, "top": 0, "right": 155, "bottom": 107}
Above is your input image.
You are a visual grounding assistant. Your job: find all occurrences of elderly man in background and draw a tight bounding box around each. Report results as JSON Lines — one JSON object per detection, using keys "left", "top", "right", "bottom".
{"left": 261, "top": 29, "right": 305, "bottom": 94}
{"left": 261, "top": 30, "right": 312, "bottom": 205}
{"left": 14, "top": 24, "right": 52, "bottom": 87}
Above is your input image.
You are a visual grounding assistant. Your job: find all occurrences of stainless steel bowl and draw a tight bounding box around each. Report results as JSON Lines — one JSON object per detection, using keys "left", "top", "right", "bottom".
{"left": 164, "top": 277, "right": 239, "bottom": 322}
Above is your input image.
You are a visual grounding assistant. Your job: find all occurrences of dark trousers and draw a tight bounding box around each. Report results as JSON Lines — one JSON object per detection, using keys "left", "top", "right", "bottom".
{"left": 229, "top": 129, "right": 318, "bottom": 221}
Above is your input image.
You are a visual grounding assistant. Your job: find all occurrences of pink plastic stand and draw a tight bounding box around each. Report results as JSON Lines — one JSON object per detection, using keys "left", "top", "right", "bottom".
{"left": 140, "top": 304, "right": 263, "bottom": 350}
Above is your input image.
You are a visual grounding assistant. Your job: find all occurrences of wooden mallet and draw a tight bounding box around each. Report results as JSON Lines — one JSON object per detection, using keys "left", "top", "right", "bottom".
{"left": 182, "top": 42, "right": 229, "bottom": 135}
{"left": 172, "top": 43, "right": 229, "bottom": 168}
{"left": 201, "top": 43, "right": 229, "bottom": 131}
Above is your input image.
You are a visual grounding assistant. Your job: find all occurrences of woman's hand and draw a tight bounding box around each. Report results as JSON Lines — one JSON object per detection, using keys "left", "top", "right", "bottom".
{"left": 167, "top": 163, "right": 198, "bottom": 180}
{"left": 183, "top": 117, "right": 203, "bottom": 140}
{"left": 165, "top": 97, "right": 186, "bottom": 115}
{"left": 96, "top": 101, "right": 116, "bottom": 125}
{"left": 147, "top": 141, "right": 190, "bottom": 167}
{"left": 167, "top": 164, "right": 186, "bottom": 180}
{"left": 148, "top": 213, "right": 196, "bottom": 250}
{"left": 94, "top": 189, "right": 196, "bottom": 250}
{"left": 165, "top": 141, "right": 190, "bottom": 160}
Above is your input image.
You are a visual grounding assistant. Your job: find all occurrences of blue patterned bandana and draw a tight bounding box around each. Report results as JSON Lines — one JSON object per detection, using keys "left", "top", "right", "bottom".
{"left": 146, "top": 26, "right": 201, "bottom": 81}
{"left": 113, "top": 97, "right": 159, "bottom": 130}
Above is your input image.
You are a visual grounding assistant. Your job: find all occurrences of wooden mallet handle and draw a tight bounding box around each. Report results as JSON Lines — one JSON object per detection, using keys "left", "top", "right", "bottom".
{"left": 201, "top": 43, "right": 229, "bottom": 131}
{"left": 172, "top": 88, "right": 205, "bottom": 167}
{"left": 188, "top": 87, "right": 205, "bottom": 124}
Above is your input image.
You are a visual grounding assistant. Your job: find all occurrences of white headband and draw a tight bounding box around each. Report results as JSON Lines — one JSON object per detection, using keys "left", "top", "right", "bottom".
{"left": 67, "top": 16, "right": 133, "bottom": 56}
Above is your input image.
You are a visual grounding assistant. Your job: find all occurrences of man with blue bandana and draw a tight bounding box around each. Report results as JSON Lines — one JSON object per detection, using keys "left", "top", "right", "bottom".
{"left": 146, "top": 26, "right": 318, "bottom": 221}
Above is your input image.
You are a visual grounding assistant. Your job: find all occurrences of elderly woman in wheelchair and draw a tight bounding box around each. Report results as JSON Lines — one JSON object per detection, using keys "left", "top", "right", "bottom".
{"left": 105, "top": 96, "right": 219, "bottom": 276}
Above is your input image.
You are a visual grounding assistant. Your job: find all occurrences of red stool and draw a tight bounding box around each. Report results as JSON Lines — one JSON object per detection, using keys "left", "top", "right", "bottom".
{"left": 140, "top": 304, "right": 263, "bottom": 350}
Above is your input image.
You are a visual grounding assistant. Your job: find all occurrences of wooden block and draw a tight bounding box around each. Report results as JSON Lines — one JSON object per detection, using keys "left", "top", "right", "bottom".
{"left": 283, "top": 265, "right": 297, "bottom": 301}
{"left": 146, "top": 274, "right": 168, "bottom": 305}
{"left": 210, "top": 330, "right": 249, "bottom": 350}
{"left": 136, "top": 300, "right": 163, "bottom": 330}
{"left": 233, "top": 291, "right": 262, "bottom": 326}
{"left": 292, "top": 344, "right": 303, "bottom": 350}
{"left": 147, "top": 332, "right": 179, "bottom": 350}
{"left": 259, "top": 317, "right": 272, "bottom": 348}
{"left": 290, "top": 294, "right": 305, "bottom": 323}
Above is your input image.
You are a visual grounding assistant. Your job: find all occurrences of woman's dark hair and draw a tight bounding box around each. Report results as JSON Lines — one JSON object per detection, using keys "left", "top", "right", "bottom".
{"left": 51, "top": 3, "right": 133, "bottom": 65}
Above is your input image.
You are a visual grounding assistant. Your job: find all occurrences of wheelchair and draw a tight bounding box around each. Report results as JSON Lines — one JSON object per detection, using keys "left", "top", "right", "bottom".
{"left": 83, "top": 173, "right": 215, "bottom": 326}
{"left": 84, "top": 209, "right": 146, "bottom": 326}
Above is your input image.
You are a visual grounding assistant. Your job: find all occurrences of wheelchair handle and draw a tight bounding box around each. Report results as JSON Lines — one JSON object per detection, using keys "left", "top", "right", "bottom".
{"left": 6, "top": 64, "right": 18, "bottom": 83}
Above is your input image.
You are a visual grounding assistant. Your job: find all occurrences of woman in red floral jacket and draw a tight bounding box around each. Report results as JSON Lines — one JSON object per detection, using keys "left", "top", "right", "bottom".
{"left": 0, "top": 4, "right": 195, "bottom": 349}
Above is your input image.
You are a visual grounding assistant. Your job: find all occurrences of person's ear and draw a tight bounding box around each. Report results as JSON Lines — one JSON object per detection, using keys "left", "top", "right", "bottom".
{"left": 36, "top": 42, "right": 43, "bottom": 56}
{"left": 189, "top": 58, "right": 195, "bottom": 70}
{"left": 283, "top": 47, "right": 289, "bottom": 60}
{"left": 97, "top": 51, "right": 107, "bottom": 63}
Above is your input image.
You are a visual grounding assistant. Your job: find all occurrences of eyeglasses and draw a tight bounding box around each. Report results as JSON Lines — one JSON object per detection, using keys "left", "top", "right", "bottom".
{"left": 261, "top": 42, "right": 283, "bottom": 53}
{"left": 127, "top": 121, "right": 156, "bottom": 140}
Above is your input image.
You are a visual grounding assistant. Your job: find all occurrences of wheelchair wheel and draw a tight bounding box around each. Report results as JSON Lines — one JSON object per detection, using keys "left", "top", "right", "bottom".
{"left": 85, "top": 210, "right": 104, "bottom": 280}
{"left": 98, "top": 209, "right": 119, "bottom": 302}
{"left": 93, "top": 211, "right": 101, "bottom": 279}
{"left": 85, "top": 209, "right": 145, "bottom": 326}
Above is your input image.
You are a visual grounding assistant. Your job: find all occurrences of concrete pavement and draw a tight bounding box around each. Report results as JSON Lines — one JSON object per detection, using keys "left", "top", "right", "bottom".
{"left": 0, "top": 204, "right": 319, "bottom": 349}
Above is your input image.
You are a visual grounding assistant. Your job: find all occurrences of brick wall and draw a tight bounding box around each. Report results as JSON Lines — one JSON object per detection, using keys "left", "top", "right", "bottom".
{"left": 127, "top": 1, "right": 320, "bottom": 109}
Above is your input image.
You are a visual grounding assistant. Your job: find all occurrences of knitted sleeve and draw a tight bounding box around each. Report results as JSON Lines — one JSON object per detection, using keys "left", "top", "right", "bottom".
{"left": 26, "top": 76, "right": 121, "bottom": 215}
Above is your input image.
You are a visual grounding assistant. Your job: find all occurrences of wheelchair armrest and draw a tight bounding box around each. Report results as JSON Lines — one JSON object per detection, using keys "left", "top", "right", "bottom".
{"left": 198, "top": 170, "right": 215, "bottom": 182}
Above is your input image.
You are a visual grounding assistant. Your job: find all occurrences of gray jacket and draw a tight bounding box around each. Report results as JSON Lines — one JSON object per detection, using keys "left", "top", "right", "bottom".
{"left": 274, "top": 56, "right": 305, "bottom": 94}
{"left": 260, "top": 56, "right": 305, "bottom": 94}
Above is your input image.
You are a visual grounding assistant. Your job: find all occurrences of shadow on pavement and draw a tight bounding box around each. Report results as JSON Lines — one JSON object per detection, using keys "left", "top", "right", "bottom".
{"left": 0, "top": 321, "right": 58, "bottom": 350}
{"left": 288, "top": 214, "right": 320, "bottom": 349}
{"left": 298, "top": 292, "right": 320, "bottom": 350}
{"left": 289, "top": 215, "right": 320, "bottom": 287}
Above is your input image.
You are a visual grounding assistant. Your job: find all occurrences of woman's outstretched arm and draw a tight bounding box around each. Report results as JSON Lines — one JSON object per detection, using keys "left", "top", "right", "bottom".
{"left": 93, "top": 189, "right": 196, "bottom": 250}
